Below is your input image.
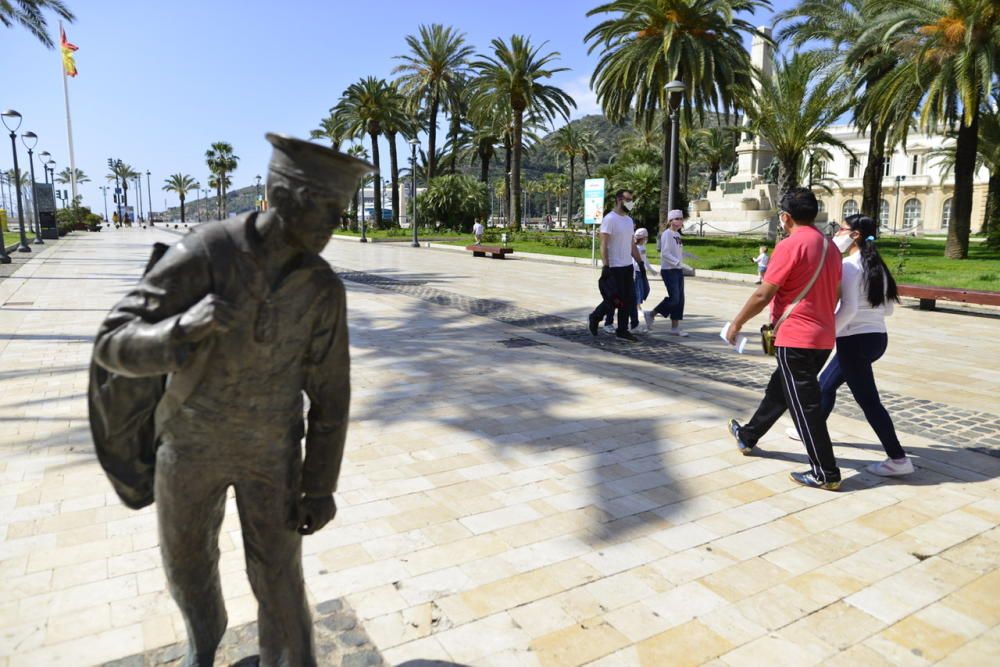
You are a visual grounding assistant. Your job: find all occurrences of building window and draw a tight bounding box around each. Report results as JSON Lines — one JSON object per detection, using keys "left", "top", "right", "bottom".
{"left": 941, "top": 197, "right": 953, "bottom": 229}
{"left": 879, "top": 199, "right": 890, "bottom": 228}
{"left": 903, "top": 198, "right": 922, "bottom": 228}
{"left": 817, "top": 200, "right": 825, "bottom": 212}
{"left": 883, "top": 157, "right": 891, "bottom": 177}
{"left": 848, "top": 159, "right": 860, "bottom": 179}
{"left": 910, "top": 155, "right": 920, "bottom": 176}
{"left": 843, "top": 200, "right": 859, "bottom": 219}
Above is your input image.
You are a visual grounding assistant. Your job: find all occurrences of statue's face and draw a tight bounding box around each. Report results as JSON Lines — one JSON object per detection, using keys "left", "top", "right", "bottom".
{"left": 280, "top": 188, "right": 342, "bottom": 255}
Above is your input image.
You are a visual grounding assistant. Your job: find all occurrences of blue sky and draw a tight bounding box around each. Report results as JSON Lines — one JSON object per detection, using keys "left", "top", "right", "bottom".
{"left": 1, "top": 0, "right": 796, "bottom": 215}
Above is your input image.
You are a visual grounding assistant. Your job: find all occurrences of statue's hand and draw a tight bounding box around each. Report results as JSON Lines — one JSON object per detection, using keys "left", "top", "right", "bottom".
{"left": 176, "top": 294, "right": 237, "bottom": 342}
{"left": 292, "top": 494, "right": 337, "bottom": 535}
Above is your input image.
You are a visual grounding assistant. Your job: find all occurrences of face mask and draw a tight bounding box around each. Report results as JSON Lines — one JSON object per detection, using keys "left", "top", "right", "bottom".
{"left": 622, "top": 200, "right": 634, "bottom": 212}
{"left": 833, "top": 233, "right": 855, "bottom": 253}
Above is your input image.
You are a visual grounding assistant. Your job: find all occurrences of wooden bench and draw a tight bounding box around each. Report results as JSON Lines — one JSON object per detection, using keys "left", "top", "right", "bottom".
{"left": 898, "top": 284, "right": 1000, "bottom": 310}
{"left": 466, "top": 244, "right": 514, "bottom": 259}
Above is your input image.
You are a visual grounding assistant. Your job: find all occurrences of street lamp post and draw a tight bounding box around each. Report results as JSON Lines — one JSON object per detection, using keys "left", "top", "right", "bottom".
{"left": 409, "top": 138, "right": 420, "bottom": 247}
{"left": 146, "top": 170, "right": 153, "bottom": 225}
{"left": 99, "top": 185, "right": 109, "bottom": 221}
{"left": 2, "top": 109, "right": 30, "bottom": 255}
{"left": 135, "top": 174, "right": 144, "bottom": 223}
{"left": 39, "top": 151, "right": 51, "bottom": 183}
{"left": 665, "top": 80, "right": 685, "bottom": 213}
{"left": 108, "top": 158, "right": 123, "bottom": 224}
{"left": 46, "top": 160, "right": 55, "bottom": 187}
{"left": 21, "top": 131, "right": 43, "bottom": 245}
{"left": 892, "top": 175, "right": 906, "bottom": 234}
{"left": 359, "top": 175, "right": 368, "bottom": 243}
{"left": 255, "top": 174, "right": 261, "bottom": 211}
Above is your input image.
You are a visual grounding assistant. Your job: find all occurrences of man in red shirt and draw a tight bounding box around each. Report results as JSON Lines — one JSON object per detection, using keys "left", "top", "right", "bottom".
{"left": 725, "top": 188, "right": 843, "bottom": 490}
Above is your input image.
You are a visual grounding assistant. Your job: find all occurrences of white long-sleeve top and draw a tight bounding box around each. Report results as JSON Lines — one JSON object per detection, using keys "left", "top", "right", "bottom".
{"left": 633, "top": 243, "right": 655, "bottom": 272}
{"left": 658, "top": 229, "right": 684, "bottom": 269}
{"left": 835, "top": 252, "right": 894, "bottom": 337}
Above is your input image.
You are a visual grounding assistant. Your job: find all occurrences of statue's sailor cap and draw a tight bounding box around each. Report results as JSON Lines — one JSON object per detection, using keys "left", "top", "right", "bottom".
{"left": 266, "top": 132, "right": 376, "bottom": 204}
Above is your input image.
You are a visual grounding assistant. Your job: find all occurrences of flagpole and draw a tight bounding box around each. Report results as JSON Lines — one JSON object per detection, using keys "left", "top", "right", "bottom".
{"left": 60, "top": 21, "right": 78, "bottom": 202}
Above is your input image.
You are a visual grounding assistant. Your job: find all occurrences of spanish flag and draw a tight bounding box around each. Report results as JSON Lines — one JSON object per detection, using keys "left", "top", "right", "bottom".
{"left": 61, "top": 27, "right": 78, "bottom": 77}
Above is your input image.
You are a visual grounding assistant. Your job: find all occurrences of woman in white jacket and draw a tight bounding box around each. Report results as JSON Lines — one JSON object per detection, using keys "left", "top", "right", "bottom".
{"left": 819, "top": 214, "right": 912, "bottom": 476}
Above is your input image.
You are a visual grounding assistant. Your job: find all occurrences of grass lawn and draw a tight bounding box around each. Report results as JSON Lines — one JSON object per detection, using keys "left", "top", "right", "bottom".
{"left": 3, "top": 231, "right": 26, "bottom": 248}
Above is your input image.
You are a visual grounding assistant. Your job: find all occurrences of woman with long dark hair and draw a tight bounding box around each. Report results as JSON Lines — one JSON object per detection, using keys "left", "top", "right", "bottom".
{"left": 797, "top": 214, "right": 912, "bottom": 476}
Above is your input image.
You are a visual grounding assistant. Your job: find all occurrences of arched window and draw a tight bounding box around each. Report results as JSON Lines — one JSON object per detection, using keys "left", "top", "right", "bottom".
{"left": 903, "top": 198, "right": 922, "bottom": 228}
{"left": 941, "top": 198, "right": 953, "bottom": 229}
{"left": 817, "top": 200, "right": 826, "bottom": 212}
{"left": 842, "top": 200, "right": 859, "bottom": 219}
{"left": 879, "top": 199, "right": 890, "bottom": 229}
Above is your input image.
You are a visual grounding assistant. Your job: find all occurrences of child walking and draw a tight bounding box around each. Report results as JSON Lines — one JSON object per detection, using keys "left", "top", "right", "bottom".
{"left": 751, "top": 245, "right": 769, "bottom": 284}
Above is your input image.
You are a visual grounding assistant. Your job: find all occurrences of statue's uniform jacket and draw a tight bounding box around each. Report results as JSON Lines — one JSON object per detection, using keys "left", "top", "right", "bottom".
{"left": 92, "top": 214, "right": 349, "bottom": 666}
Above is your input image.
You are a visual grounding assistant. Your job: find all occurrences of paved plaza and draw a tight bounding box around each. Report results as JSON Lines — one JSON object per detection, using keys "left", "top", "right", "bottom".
{"left": 1, "top": 228, "right": 999, "bottom": 666}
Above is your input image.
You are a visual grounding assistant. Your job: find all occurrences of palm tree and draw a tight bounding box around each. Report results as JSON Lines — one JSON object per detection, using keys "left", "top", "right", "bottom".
{"left": 695, "top": 127, "right": 737, "bottom": 191}
{"left": 55, "top": 167, "right": 89, "bottom": 185}
{"left": 393, "top": 24, "right": 474, "bottom": 180}
{"left": 776, "top": 0, "right": 907, "bottom": 221}
{"left": 553, "top": 124, "right": 584, "bottom": 225}
{"left": 445, "top": 76, "right": 471, "bottom": 174}
{"left": 333, "top": 77, "right": 401, "bottom": 229}
{"left": 162, "top": 174, "right": 198, "bottom": 223}
{"left": 1, "top": 0, "right": 74, "bottom": 48}
{"left": 578, "top": 130, "right": 599, "bottom": 179}
{"left": 345, "top": 144, "right": 370, "bottom": 227}
{"left": 739, "top": 52, "right": 853, "bottom": 199}
{"left": 586, "top": 0, "right": 766, "bottom": 224}
{"left": 470, "top": 35, "right": 575, "bottom": 231}
{"left": 310, "top": 115, "right": 346, "bottom": 149}
{"left": 205, "top": 142, "right": 238, "bottom": 220}
{"left": 106, "top": 161, "right": 137, "bottom": 212}
{"left": 381, "top": 83, "right": 415, "bottom": 226}
{"left": 855, "top": 0, "right": 999, "bottom": 258}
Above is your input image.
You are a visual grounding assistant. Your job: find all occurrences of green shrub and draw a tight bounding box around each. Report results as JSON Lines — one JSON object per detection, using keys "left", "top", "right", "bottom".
{"left": 416, "top": 175, "right": 488, "bottom": 232}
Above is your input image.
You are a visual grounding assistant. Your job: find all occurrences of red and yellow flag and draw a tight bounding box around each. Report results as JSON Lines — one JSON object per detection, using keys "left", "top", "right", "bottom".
{"left": 60, "top": 27, "right": 78, "bottom": 77}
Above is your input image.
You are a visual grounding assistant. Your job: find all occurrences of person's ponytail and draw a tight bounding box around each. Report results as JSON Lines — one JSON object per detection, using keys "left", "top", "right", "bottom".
{"left": 845, "top": 215, "right": 899, "bottom": 307}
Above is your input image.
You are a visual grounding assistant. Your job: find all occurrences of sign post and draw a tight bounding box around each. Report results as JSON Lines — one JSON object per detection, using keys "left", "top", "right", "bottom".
{"left": 583, "top": 178, "right": 606, "bottom": 266}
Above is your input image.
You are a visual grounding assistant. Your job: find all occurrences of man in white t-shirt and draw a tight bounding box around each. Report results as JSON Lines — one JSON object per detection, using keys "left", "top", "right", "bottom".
{"left": 588, "top": 189, "right": 644, "bottom": 341}
{"left": 472, "top": 220, "right": 485, "bottom": 245}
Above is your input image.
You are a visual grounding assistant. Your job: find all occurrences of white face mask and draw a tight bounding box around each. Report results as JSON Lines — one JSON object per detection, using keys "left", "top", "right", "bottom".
{"left": 833, "top": 233, "right": 855, "bottom": 253}
{"left": 622, "top": 200, "right": 634, "bottom": 212}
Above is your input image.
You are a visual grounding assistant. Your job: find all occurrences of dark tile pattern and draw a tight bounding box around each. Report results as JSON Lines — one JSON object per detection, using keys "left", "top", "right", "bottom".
{"left": 335, "top": 267, "right": 1000, "bottom": 457}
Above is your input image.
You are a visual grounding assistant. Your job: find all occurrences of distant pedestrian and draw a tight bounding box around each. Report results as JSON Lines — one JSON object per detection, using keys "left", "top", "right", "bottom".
{"left": 644, "top": 209, "right": 695, "bottom": 336}
{"left": 725, "top": 188, "right": 843, "bottom": 490}
{"left": 752, "top": 245, "right": 769, "bottom": 284}
{"left": 473, "top": 220, "right": 485, "bottom": 245}
{"left": 789, "top": 214, "right": 912, "bottom": 477}
{"left": 588, "top": 189, "right": 644, "bottom": 342}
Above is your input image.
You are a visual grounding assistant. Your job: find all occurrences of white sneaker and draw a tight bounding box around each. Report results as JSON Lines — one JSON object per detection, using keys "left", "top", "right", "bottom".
{"left": 866, "top": 457, "right": 914, "bottom": 477}
{"left": 643, "top": 310, "right": 655, "bottom": 330}
{"left": 631, "top": 323, "right": 647, "bottom": 334}
{"left": 785, "top": 427, "right": 801, "bottom": 441}
{"left": 669, "top": 328, "right": 689, "bottom": 337}
{"left": 602, "top": 324, "right": 615, "bottom": 334}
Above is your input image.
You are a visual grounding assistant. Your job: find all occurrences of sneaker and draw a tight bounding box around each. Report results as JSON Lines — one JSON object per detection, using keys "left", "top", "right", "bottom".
{"left": 669, "top": 327, "right": 689, "bottom": 337}
{"left": 603, "top": 324, "right": 616, "bottom": 334}
{"left": 630, "top": 322, "right": 647, "bottom": 334}
{"left": 789, "top": 470, "right": 841, "bottom": 491}
{"left": 785, "top": 426, "right": 801, "bottom": 441}
{"left": 866, "top": 457, "right": 914, "bottom": 477}
{"left": 728, "top": 419, "right": 753, "bottom": 456}
{"left": 588, "top": 314, "right": 599, "bottom": 336}
{"left": 643, "top": 310, "right": 655, "bottom": 330}
{"left": 616, "top": 330, "right": 639, "bottom": 342}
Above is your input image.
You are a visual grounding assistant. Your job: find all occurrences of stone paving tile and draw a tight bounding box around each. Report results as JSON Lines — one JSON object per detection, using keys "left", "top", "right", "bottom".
{"left": 1, "top": 230, "right": 998, "bottom": 666}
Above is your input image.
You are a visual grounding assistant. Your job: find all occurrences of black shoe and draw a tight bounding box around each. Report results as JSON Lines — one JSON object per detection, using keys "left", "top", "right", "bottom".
{"left": 728, "top": 419, "right": 753, "bottom": 456}
{"left": 616, "top": 330, "right": 639, "bottom": 342}
{"left": 789, "top": 470, "right": 841, "bottom": 491}
{"left": 588, "top": 314, "right": 599, "bottom": 336}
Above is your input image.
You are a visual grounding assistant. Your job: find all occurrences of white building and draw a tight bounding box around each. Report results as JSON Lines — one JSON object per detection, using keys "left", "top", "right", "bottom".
{"left": 814, "top": 125, "right": 990, "bottom": 234}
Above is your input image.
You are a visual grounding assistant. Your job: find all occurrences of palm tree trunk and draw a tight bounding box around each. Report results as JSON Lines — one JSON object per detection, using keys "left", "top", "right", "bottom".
{"left": 985, "top": 172, "right": 999, "bottom": 249}
{"left": 221, "top": 172, "right": 228, "bottom": 218}
{"left": 449, "top": 113, "right": 460, "bottom": 174}
{"left": 511, "top": 110, "right": 523, "bottom": 232}
{"left": 584, "top": 157, "right": 591, "bottom": 179}
{"left": 180, "top": 195, "right": 186, "bottom": 223}
{"left": 660, "top": 112, "right": 671, "bottom": 224}
{"left": 428, "top": 95, "right": 439, "bottom": 179}
{"left": 479, "top": 145, "right": 490, "bottom": 183}
{"left": 860, "top": 122, "right": 889, "bottom": 219}
{"left": 777, "top": 158, "right": 798, "bottom": 198}
{"left": 568, "top": 157, "right": 575, "bottom": 229}
{"left": 946, "top": 109, "right": 978, "bottom": 259}
{"left": 388, "top": 131, "right": 400, "bottom": 226}
{"left": 369, "top": 130, "right": 382, "bottom": 230}
{"left": 503, "top": 141, "right": 512, "bottom": 225}
{"left": 710, "top": 164, "right": 719, "bottom": 191}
